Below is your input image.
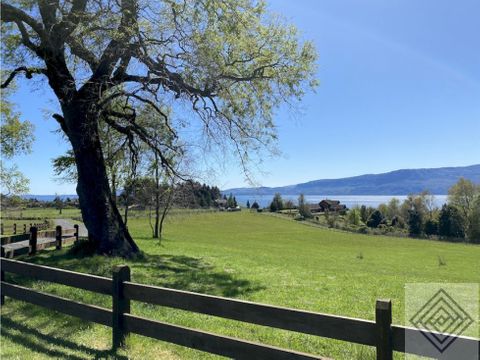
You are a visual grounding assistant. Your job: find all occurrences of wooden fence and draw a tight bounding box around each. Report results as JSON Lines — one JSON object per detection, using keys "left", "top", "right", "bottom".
{"left": 1, "top": 225, "right": 79, "bottom": 258}
{"left": 1, "top": 221, "right": 49, "bottom": 235}
{"left": 0, "top": 258, "right": 478, "bottom": 359}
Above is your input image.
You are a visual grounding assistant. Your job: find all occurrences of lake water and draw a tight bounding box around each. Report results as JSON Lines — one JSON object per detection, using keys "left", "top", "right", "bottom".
{"left": 232, "top": 194, "right": 448, "bottom": 209}
{"left": 23, "top": 194, "right": 449, "bottom": 210}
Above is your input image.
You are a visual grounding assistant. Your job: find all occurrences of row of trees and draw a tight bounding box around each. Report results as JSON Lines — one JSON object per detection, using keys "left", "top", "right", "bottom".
{"left": 268, "top": 193, "right": 312, "bottom": 218}
{"left": 353, "top": 178, "right": 480, "bottom": 242}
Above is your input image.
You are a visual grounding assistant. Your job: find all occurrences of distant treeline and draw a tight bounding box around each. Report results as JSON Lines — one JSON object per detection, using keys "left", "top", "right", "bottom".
{"left": 2, "top": 181, "right": 222, "bottom": 211}
{"left": 263, "top": 178, "right": 480, "bottom": 244}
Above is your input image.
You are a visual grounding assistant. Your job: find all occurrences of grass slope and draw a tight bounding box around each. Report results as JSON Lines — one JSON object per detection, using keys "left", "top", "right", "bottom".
{"left": 1, "top": 211, "right": 479, "bottom": 359}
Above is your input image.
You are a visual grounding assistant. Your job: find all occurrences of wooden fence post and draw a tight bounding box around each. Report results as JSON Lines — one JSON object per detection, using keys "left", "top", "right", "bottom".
{"left": 376, "top": 299, "right": 393, "bottom": 360}
{"left": 74, "top": 224, "right": 79, "bottom": 241}
{"left": 56, "top": 225, "right": 62, "bottom": 250}
{"left": 29, "top": 227, "right": 38, "bottom": 256}
{"left": 1, "top": 223, "right": 3, "bottom": 235}
{"left": 112, "top": 265, "right": 131, "bottom": 349}
{"left": 13, "top": 223, "right": 16, "bottom": 235}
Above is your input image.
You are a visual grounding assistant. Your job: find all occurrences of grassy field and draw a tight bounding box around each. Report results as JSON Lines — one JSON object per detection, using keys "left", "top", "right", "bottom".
{"left": 1, "top": 211, "right": 479, "bottom": 359}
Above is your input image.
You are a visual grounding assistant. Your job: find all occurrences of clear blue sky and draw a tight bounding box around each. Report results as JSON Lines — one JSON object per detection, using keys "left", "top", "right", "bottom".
{"left": 6, "top": 0, "right": 480, "bottom": 194}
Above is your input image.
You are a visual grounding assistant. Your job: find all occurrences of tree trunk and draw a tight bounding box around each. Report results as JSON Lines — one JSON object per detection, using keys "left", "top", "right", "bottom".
{"left": 62, "top": 102, "right": 139, "bottom": 256}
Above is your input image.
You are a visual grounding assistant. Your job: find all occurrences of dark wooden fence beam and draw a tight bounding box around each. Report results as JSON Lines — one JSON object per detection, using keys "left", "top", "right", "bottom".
{"left": 124, "top": 313, "right": 329, "bottom": 360}
{"left": 28, "top": 227, "right": 38, "bottom": 256}
{"left": 1, "top": 281, "right": 112, "bottom": 326}
{"left": 112, "top": 265, "right": 131, "bottom": 349}
{"left": 74, "top": 224, "right": 79, "bottom": 241}
{"left": 123, "top": 282, "right": 377, "bottom": 346}
{"left": 376, "top": 299, "right": 393, "bottom": 360}
{"left": 0, "top": 258, "right": 112, "bottom": 294}
{"left": 55, "top": 225, "right": 62, "bottom": 250}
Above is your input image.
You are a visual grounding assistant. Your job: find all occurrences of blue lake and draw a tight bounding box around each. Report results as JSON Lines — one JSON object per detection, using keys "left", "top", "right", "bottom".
{"left": 23, "top": 194, "right": 449, "bottom": 210}
{"left": 232, "top": 194, "right": 448, "bottom": 209}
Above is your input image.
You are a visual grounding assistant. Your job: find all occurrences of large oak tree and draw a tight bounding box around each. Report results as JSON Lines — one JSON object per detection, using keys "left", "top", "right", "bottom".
{"left": 1, "top": 0, "right": 317, "bottom": 256}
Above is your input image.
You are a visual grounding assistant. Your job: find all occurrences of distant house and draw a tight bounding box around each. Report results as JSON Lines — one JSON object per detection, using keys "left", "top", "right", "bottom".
{"left": 319, "top": 199, "right": 347, "bottom": 212}
{"left": 307, "top": 203, "right": 322, "bottom": 213}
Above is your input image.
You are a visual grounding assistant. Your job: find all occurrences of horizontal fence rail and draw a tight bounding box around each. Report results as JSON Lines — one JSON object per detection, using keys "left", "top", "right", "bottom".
{"left": 123, "top": 282, "right": 377, "bottom": 346}
{"left": 1, "top": 282, "right": 112, "bottom": 326}
{"left": 123, "top": 313, "right": 326, "bottom": 360}
{"left": 0, "top": 258, "right": 478, "bottom": 360}
{"left": 1, "top": 258, "right": 112, "bottom": 294}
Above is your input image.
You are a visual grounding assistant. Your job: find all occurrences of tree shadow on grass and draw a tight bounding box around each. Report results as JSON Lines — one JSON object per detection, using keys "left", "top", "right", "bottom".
{"left": 1, "top": 315, "right": 126, "bottom": 360}
{"left": 129, "top": 253, "right": 266, "bottom": 297}
{"left": 16, "top": 249, "right": 265, "bottom": 299}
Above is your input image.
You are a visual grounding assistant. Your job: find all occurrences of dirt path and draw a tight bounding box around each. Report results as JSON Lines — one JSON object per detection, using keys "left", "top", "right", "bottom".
{"left": 53, "top": 219, "right": 88, "bottom": 237}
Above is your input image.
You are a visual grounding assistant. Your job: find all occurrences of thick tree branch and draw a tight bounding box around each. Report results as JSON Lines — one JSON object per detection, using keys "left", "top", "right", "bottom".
{"left": 66, "top": 37, "right": 99, "bottom": 70}
{"left": 12, "top": 19, "right": 40, "bottom": 52}
{"left": 38, "top": 0, "right": 59, "bottom": 32}
{"left": 1, "top": 67, "right": 47, "bottom": 88}
{"left": 91, "top": 0, "right": 138, "bottom": 81}
{"left": 1, "top": 3, "right": 45, "bottom": 38}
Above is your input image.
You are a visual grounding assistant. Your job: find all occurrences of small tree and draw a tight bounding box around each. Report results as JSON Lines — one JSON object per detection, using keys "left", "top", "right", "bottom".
{"left": 367, "top": 210, "right": 385, "bottom": 228}
{"left": 297, "top": 194, "right": 312, "bottom": 218}
{"left": 246, "top": 200, "right": 250, "bottom": 209}
{"left": 467, "top": 195, "right": 480, "bottom": 243}
{"left": 408, "top": 210, "right": 423, "bottom": 236}
{"left": 438, "top": 204, "right": 465, "bottom": 239}
{"left": 448, "top": 178, "right": 478, "bottom": 234}
{"left": 53, "top": 195, "right": 64, "bottom": 215}
{"left": 269, "top": 193, "right": 284, "bottom": 212}
{"left": 424, "top": 219, "right": 438, "bottom": 236}
{"left": 227, "top": 193, "right": 236, "bottom": 208}
{"left": 347, "top": 207, "right": 361, "bottom": 226}
{"left": 251, "top": 201, "right": 260, "bottom": 210}
{"left": 325, "top": 210, "right": 338, "bottom": 228}
{"left": 284, "top": 199, "right": 295, "bottom": 210}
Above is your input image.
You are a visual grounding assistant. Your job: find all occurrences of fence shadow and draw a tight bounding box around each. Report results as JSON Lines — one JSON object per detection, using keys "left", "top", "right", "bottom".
{"left": 0, "top": 315, "right": 127, "bottom": 360}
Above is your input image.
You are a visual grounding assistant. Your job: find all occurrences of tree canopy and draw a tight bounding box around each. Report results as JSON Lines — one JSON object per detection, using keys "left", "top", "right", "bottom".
{"left": 0, "top": 83, "right": 34, "bottom": 195}
{"left": 1, "top": 0, "right": 317, "bottom": 173}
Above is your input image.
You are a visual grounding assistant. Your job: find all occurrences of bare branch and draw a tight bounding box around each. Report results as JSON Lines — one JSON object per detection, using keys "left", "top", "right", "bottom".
{"left": 1, "top": 67, "right": 47, "bottom": 89}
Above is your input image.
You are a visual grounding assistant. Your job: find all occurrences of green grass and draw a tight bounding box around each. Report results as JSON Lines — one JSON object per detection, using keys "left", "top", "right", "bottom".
{"left": 1, "top": 211, "right": 479, "bottom": 359}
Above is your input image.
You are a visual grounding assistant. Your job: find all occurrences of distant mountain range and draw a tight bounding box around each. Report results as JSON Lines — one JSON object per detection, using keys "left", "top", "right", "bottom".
{"left": 224, "top": 165, "right": 480, "bottom": 196}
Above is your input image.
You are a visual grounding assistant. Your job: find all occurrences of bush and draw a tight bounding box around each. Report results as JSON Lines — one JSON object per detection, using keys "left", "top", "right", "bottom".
{"left": 357, "top": 226, "right": 369, "bottom": 234}
{"left": 297, "top": 194, "right": 312, "bottom": 219}
{"left": 408, "top": 210, "right": 423, "bottom": 236}
{"left": 269, "top": 193, "right": 284, "bottom": 212}
{"left": 424, "top": 219, "right": 438, "bottom": 236}
{"left": 366, "top": 210, "right": 384, "bottom": 228}
{"left": 294, "top": 214, "right": 305, "bottom": 221}
{"left": 438, "top": 204, "right": 465, "bottom": 238}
